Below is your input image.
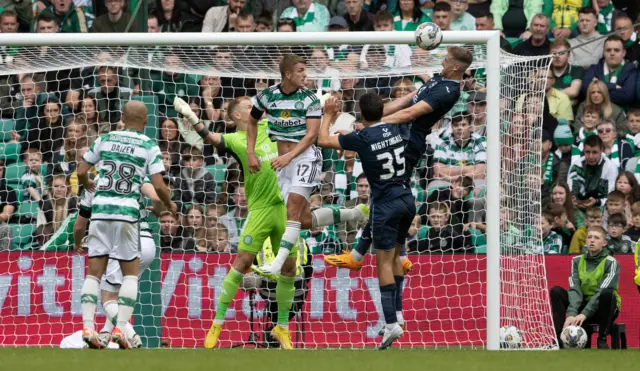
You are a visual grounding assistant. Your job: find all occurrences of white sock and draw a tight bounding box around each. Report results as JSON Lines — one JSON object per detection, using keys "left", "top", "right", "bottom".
{"left": 312, "top": 208, "right": 363, "bottom": 228}
{"left": 396, "top": 311, "right": 404, "bottom": 325}
{"left": 116, "top": 276, "right": 138, "bottom": 330}
{"left": 278, "top": 324, "right": 289, "bottom": 330}
{"left": 101, "top": 300, "right": 118, "bottom": 333}
{"left": 81, "top": 276, "right": 100, "bottom": 331}
{"left": 272, "top": 221, "right": 301, "bottom": 270}
{"left": 351, "top": 249, "right": 364, "bottom": 262}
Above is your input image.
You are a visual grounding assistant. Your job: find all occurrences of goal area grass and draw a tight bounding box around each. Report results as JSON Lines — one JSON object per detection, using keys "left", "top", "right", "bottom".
{"left": 3, "top": 348, "right": 638, "bottom": 371}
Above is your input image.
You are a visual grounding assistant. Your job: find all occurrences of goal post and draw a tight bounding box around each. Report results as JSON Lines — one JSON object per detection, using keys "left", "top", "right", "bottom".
{"left": 0, "top": 31, "right": 556, "bottom": 350}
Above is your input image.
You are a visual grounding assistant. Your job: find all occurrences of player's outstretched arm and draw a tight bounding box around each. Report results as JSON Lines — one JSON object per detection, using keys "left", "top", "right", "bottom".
{"left": 382, "top": 90, "right": 416, "bottom": 116}
{"left": 382, "top": 100, "right": 434, "bottom": 125}
{"left": 174, "top": 97, "right": 222, "bottom": 146}
{"left": 317, "top": 97, "right": 343, "bottom": 150}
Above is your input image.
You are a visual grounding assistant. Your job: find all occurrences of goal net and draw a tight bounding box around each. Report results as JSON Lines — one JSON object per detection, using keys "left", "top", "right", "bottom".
{"left": 0, "top": 34, "right": 556, "bottom": 349}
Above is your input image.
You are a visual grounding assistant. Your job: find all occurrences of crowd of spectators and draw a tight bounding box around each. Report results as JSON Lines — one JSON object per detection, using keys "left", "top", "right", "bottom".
{"left": 0, "top": 0, "right": 637, "bottom": 257}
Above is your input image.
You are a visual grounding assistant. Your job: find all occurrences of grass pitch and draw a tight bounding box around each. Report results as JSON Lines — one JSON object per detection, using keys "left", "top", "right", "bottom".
{"left": 3, "top": 348, "right": 640, "bottom": 371}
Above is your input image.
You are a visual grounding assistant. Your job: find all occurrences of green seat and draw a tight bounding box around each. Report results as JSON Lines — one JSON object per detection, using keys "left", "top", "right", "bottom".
{"left": 10, "top": 223, "right": 35, "bottom": 250}
{"left": 0, "top": 119, "right": 15, "bottom": 141}
{"left": 469, "top": 228, "right": 486, "bottom": 253}
{"left": 17, "top": 201, "right": 39, "bottom": 219}
{"left": 5, "top": 163, "right": 25, "bottom": 184}
{"left": 418, "top": 225, "right": 430, "bottom": 240}
{"left": 0, "top": 142, "right": 20, "bottom": 163}
{"left": 134, "top": 95, "right": 159, "bottom": 139}
{"left": 207, "top": 164, "right": 227, "bottom": 193}
{"left": 5, "top": 163, "right": 48, "bottom": 186}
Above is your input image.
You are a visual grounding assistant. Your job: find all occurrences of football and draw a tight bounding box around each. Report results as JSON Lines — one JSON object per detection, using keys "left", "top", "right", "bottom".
{"left": 499, "top": 325, "right": 522, "bottom": 349}
{"left": 560, "top": 325, "right": 588, "bottom": 349}
{"left": 415, "top": 22, "right": 443, "bottom": 51}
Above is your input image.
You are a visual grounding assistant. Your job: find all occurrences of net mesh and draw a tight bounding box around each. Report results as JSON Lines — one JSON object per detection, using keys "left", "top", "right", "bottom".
{"left": 0, "top": 42, "right": 556, "bottom": 349}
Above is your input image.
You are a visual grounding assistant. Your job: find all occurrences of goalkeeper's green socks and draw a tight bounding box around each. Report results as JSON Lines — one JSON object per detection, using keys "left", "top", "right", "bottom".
{"left": 214, "top": 268, "right": 244, "bottom": 325}
{"left": 276, "top": 275, "right": 295, "bottom": 328}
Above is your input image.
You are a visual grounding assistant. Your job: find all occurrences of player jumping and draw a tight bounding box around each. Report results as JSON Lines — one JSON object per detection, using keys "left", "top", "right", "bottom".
{"left": 247, "top": 54, "right": 368, "bottom": 279}
{"left": 77, "top": 101, "right": 175, "bottom": 349}
{"left": 319, "top": 93, "right": 415, "bottom": 349}
{"left": 325, "top": 46, "right": 473, "bottom": 268}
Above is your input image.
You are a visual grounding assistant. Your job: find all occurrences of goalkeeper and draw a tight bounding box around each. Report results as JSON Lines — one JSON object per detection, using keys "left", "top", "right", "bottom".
{"left": 176, "top": 96, "right": 298, "bottom": 350}
{"left": 549, "top": 226, "right": 620, "bottom": 349}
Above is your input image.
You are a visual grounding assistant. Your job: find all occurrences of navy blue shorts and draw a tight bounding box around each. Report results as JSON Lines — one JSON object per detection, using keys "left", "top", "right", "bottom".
{"left": 370, "top": 193, "right": 415, "bottom": 251}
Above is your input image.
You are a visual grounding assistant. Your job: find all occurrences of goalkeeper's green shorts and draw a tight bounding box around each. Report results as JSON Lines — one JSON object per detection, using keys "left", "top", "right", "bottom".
{"left": 238, "top": 203, "right": 296, "bottom": 258}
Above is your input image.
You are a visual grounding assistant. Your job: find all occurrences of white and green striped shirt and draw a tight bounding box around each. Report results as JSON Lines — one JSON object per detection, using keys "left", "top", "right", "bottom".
{"left": 83, "top": 129, "right": 164, "bottom": 223}
{"left": 434, "top": 132, "right": 487, "bottom": 166}
{"left": 80, "top": 175, "right": 153, "bottom": 236}
{"left": 253, "top": 84, "right": 321, "bottom": 143}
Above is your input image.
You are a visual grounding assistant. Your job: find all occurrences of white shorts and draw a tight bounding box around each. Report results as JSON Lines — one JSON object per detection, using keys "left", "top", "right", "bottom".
{"left": 277, "top": 145, "right": 322, "bottom": 202}
{"left": 100, "top": 235, "right": 156, "bottom": 293}
{"left": 87, "top": 220, "right": 140, "bottom": 261}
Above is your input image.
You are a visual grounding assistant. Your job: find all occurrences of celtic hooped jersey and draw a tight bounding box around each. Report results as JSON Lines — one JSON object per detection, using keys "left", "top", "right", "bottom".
{"left": 252, "top": 84, "right": 321, "bottom": 143}
{"left": 83, "top": 129, "right": 164, "bottom": 223}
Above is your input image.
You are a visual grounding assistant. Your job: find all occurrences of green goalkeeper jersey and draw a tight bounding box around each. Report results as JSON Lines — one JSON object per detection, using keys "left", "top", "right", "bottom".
{"left": 222, "top": 119, "right": 283, "bottom": 211}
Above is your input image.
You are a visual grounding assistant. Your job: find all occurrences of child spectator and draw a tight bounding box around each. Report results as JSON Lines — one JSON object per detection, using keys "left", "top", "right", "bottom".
{"left": 500, "top": 208, "right": 521, "bottom": 250}
{"left": 551, "top": 181, "right": 584, "bottom": 229}
{"left": 68, "top": 145, "right": 93, "bottom": 195}
{"left": 541, "top": 210, "right": 564, "bottom": 254}
{"left": 158, "top": 118, "right": 182, "bottom": 170}
{"left": 218, "top": 185, "right": 248, "bottom": 251}
{"left": 624, "top": 202, "right": 640, "bottom": 242}
{"left": 546, "top": 203, "right": 574, "bottom": 253}
{"left": 183, "top": 204, "right": 207, "bottom": 252}
{"left": 59, "top": 116, "right": 88, "bottom": 174}
{"left": 553, "top": 124, "right": 580, "bottom": 169}
{"left": 570, "top": 207, "right": 603, "bottom": 254}
{"left": 205, "top": 204, "right": 222, "bottom": 228}
{"left": 615, "top": 171, "right": 640, "bottom": 208}
{"left": 597, "top": 120, "right": 632, "bottom": 170}
{"left": 419, "top": 175, "right": 480, "bottom": 226}
{"left": 413, "top": 202, "right": 472, "bottom": 253}
{"left": 31, "top": 174, "right": 78, "bottom": 232}
{"left": 359, "top": 11, "right": 412, "bottom": 70}
{"left": 575, "top": 104, "right": 601, "bottom": 144}
{"left": 568, "top": 135, "right": 618, "bottom": 210}
{"left": 205, "top": 224, "right": 231, "bottom": 253}
{"left": 80, "top": 95, "right": 107, "bottom": 142}
{"left": 602, "top": 190, "right": 626, "bottom": 228}
{"left": 176, "top": 146, "right": 216, "bottom": 205}
{"left": 606, "top": 212, "right": 633, "bottom": 254}
{"left": 625, "top": 109, "right": 640, "bottom": 155}
{"left": 21, "top": 148, "right": 45, "bottom": 202}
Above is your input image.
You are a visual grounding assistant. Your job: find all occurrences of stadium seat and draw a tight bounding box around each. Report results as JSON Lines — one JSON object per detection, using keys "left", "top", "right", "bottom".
{"left": 16, "top": 201, "right": 39, "bottom": 220}
{"left": 0, "top": 142, "right": 21, "bottom": 163}
{"left": 418, "top": 225, "right": 429, "bottom": 240}
{"left": 0, "top": 119, "right": 15, "bottom": 141}
{"left": 10, "top": 223, "right": 35, "bottom": 250}
{"left": 206, "top": 164, "right": 227, "bottom": 193}
{"left": 5, "top": 163, "right": 49, "bottom": 184}
{"left": 133, "top": 95, "right": 159, "bottom": 139}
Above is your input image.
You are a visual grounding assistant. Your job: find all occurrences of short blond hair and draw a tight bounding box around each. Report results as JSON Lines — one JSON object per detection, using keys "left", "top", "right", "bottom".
{"left": 279, "top": 54, "right": 306, "bottom": 78}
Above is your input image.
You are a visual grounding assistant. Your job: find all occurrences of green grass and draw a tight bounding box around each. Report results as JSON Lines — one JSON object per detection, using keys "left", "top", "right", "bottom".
{"left": 2, "top": 348, "right": 640, "bottom": 371}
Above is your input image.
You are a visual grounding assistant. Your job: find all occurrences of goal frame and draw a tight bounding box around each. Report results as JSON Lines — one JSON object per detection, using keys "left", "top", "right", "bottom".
{"left": 0, "top": 30, "right": 503, "bottom": 350}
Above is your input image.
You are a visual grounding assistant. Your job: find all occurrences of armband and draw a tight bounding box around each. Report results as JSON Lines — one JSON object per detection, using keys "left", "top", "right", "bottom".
{"left": 196, "top": 125, "right": 210, "bottom": 139}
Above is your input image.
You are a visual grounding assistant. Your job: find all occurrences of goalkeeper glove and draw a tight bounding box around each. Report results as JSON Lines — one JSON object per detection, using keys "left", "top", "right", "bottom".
{"left": 173, "top": 97, "right": 199, "bottom": 126}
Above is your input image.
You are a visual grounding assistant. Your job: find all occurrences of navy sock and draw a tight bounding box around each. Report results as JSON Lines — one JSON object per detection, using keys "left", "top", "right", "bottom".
{"left": 394, "top": 275, "right": 404, "bottom": 311}
{"left": 356, "top": 223, "right": 372, "bottom": 256}
{"left": 379, "top": 284, "right": 397, "bottom": 325}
